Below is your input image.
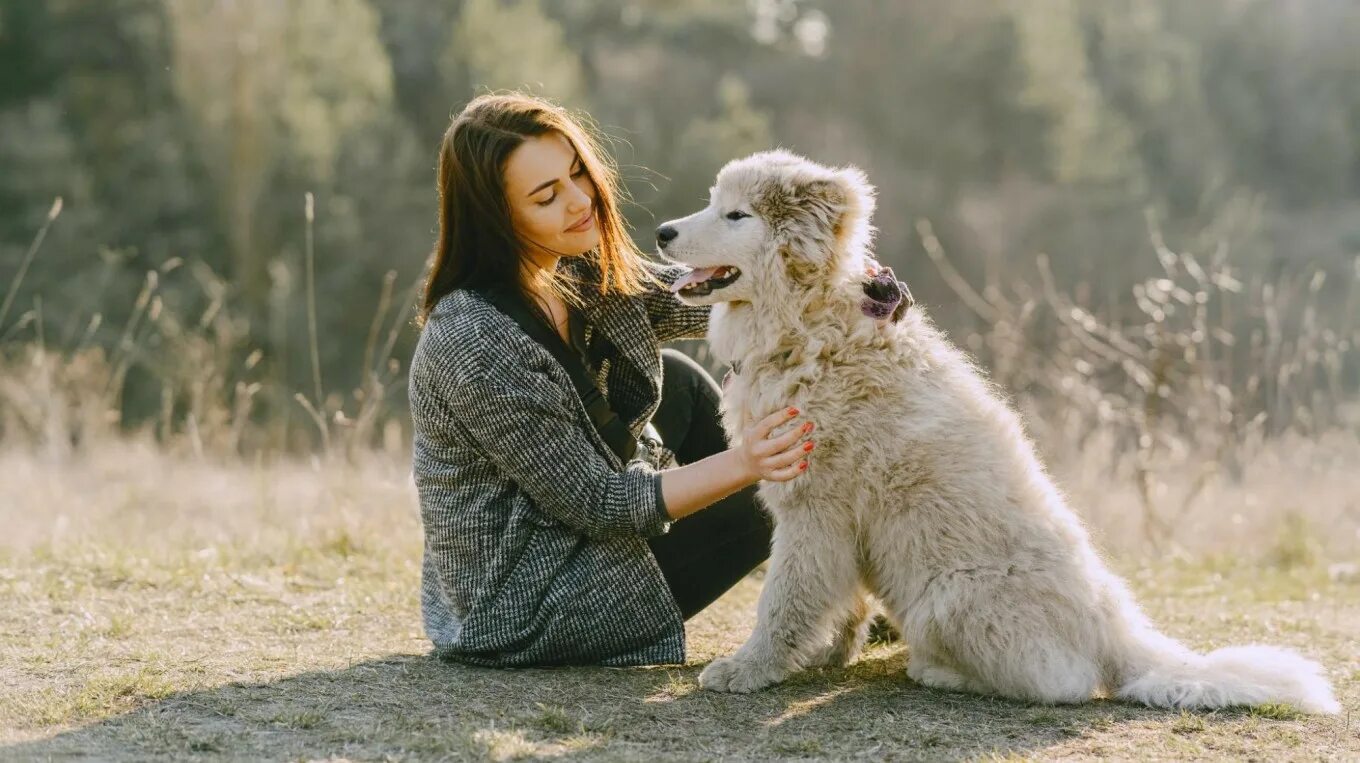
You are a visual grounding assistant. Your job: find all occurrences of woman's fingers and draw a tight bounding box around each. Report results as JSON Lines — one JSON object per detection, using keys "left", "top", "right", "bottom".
{"left": 766, "top": 458, "right": 809, "bottom": 482}
{"left": 762, "top": 437, "right": 813, "bottom": 470}
{"left": 753, "top": 418, "right": 813, "bottom": 458}
{"left": 741, "top": 405, "right": 815, "bottom": 482}
{"left": 752, "top": 406, "right": 799, "bottom": 441}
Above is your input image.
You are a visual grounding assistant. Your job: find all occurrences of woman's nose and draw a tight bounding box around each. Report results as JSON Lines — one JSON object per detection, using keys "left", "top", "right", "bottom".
{"left": 566, "top": 178, "right": 593, "bottom": 213}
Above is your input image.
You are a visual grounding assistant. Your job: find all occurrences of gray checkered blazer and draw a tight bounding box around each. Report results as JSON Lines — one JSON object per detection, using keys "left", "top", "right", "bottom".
{"left": 410, "top": 256, "right": 710, "bottom": 667}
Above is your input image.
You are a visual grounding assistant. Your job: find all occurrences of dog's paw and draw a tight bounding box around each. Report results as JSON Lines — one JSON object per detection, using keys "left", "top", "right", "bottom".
{"left": 699, "top": 655, "right": 785, "bottom": 693}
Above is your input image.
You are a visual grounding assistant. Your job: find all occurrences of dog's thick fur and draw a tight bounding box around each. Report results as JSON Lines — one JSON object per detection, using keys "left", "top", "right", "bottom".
{"left": 658, "top": 150, "right": 1339, "bottom": 713}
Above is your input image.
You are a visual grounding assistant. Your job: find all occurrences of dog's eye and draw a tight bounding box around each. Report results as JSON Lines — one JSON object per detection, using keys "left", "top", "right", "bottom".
{"left": 725, "top": 210, "right": 751, "bottom": 221}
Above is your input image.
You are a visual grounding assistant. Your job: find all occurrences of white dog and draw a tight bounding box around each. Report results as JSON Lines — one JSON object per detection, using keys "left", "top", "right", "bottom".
{"left": 657, "top": 149, "right": 1339, "bottom": 713}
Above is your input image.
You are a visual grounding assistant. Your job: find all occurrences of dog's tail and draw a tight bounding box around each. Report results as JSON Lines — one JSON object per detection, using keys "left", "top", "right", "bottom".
{"left": 1108, "top": 612, "right": 1339, "bottom": 714}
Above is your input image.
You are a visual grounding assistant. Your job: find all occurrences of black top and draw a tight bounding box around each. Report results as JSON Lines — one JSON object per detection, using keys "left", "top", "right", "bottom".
{"left": 567, "top": 304, "right": 596, "bottom": 373}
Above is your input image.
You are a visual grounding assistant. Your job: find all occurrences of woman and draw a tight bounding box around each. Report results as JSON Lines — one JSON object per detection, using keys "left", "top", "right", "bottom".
{"left": 409, "top": 93, "right": 895, "bottom": 667}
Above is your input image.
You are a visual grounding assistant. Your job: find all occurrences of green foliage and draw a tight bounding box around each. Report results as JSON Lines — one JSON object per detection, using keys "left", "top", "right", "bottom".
{"left": 450, "top": 0, "right": 582, "bottom": 100}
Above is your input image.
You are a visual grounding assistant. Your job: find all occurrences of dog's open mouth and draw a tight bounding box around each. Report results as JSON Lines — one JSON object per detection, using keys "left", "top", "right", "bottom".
{"left": 670, "top": 266, "right": 742, "bottom": 297}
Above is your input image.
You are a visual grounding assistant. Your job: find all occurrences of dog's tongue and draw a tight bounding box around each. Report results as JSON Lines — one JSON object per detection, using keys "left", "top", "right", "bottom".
{"left": 670, "top": 266, "right": 721, "bottom": 293}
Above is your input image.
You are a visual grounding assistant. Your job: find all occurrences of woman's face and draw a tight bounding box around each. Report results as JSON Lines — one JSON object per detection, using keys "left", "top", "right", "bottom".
{"left": 503, "top": 131, "right": 599, "bottom": 267}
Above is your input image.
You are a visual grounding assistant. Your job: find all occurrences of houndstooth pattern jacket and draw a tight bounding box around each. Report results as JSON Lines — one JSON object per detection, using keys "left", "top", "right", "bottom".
{"left": 410, "top": 255, "right": 710, "bottom": 667}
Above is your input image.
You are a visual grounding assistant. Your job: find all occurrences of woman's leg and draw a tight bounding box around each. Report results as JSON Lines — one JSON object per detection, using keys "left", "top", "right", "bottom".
{"left": 647, "top": 349, "right": 773, "bottom": 620}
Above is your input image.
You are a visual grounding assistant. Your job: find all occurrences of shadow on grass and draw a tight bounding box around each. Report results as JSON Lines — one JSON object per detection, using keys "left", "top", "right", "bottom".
{"left": 4, "top": 648, "right": 1177, "bottom": 760}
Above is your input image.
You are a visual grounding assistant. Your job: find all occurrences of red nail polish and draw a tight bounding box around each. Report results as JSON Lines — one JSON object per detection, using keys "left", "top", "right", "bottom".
{"left": 803, "top": 442, "right": 814, "bottom": 452}
{"left": 787, "top": 407, "right": 798, "bottom": 416}
{"left": 799, "top": 461, "right": 808, "bottom": 470}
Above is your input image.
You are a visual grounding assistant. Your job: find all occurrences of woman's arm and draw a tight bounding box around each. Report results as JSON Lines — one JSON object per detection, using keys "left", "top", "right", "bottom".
{"left": 641, "top": 261, "right": 712, "bottom": 342}
{"left": 658, "top": 406, "right": 815, "bottom": 521}
{"left": 440, "top": 365, "right": 676, "bottom": 539}
{"left": 410, "top": 311, "right": 674, "bottom": 539}
{"left": 417, "top": 346, "right": 814, "bottom": 537}
{"left": 442, "top": 366, "right": 816, "bottom": 532}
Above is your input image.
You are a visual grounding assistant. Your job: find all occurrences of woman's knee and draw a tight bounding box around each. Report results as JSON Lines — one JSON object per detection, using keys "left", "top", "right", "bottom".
{"left": 655, "top": 349, "right": 727, "bottom": 463}
{"left": 660, "top": 348, "right": 721, "bottom": 401}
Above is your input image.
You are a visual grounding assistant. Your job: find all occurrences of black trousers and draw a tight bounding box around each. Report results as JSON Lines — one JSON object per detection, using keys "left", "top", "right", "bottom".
{"left": 645, "top": 349, "right": 773, "bottom": 620}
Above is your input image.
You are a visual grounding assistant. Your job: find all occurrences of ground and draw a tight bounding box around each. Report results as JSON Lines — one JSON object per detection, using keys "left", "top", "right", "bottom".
{"left": 1, "top": 447, "right": 1357, "bottom": 761}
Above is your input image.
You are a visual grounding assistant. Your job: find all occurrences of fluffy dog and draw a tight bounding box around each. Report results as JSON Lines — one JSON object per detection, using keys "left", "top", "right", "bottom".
{"left": 656, "top": 149, "right": 1339, "bottom": 713}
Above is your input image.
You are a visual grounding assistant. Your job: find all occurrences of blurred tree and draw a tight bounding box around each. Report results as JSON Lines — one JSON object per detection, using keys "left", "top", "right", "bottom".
{"left": 446, "top": 0, "right": 582, "bottom": 102}
{"left": 0, "top": 0, "right": 211, "bottom": 338}
{"left": 165, "top": 0, "right": 395, "bottom": 315}
{"left": 1189, "top": 0, "right": 1360, "bottom": 207}
{"left": 673, "top": 75, "right": 773, "bottom": 173}
{"left": 1013, "top": 1, "right": 1142, "bottom": 189}
{"left": 367, "top": 0, "right": 463, "bottom": 145}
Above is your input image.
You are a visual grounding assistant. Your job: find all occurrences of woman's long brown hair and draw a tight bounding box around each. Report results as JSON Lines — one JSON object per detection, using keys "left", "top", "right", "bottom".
{"left": 416, "top": 92, "right": 655, "bottom": 328}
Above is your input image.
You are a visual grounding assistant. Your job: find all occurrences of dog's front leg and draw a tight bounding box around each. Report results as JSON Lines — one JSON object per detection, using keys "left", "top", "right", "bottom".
{"left": 808, "top": 588, "right": 873, "bottom": 668}
{"left": 699, "top": 513, "right": 858, "bottom": 693}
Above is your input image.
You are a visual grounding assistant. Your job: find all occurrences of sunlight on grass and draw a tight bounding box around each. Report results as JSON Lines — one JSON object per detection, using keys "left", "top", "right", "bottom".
{"left": 764, "top": 687, "right": 854, "bottom": 727}
{"left": 1249, "top": 703, "right": 1307, "bottom": 721}
{"left": 643, "top": 670, "right": 698, "bottom": 704}
{"left": 24, "top": 669, "right": 178, "bottom": 728}
{"left": 1171, "top": 710, "right": 1208, "bottom": 734}
{"left": 472, "top": 727, "right": 543, "bottom": 761}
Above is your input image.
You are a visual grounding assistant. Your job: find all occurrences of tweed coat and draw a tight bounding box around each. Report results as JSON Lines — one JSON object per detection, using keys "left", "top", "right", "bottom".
{"left": 410, "top": 255, "right": 711, "bottom": 667}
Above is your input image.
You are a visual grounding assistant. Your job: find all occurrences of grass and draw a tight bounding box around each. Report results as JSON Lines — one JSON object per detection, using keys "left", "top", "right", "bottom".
{"left": 2, "top": 447, "right": 1358, "bottom": 761}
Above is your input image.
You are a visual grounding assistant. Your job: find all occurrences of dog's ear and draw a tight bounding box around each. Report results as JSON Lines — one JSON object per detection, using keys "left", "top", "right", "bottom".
{"left": 786, "top": 175, "right": 848, "bottom": 232}
{"left": 748, "top": 157, "right": 878, "bottom": 281}
{"left": 796, "top": 176, "right": 848, "bottom": 214}
{"left": 769, "top": 166, "right": 877, "bottom": 281}
{"left": 789, "top": 167, "right": 875, "bottom": 244}
{"left": 823, "top": 166, "right": 876, "bottom": 252}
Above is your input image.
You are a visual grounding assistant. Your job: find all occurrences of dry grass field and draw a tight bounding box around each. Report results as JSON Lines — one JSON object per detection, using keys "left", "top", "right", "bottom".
{"left": 2, "top": 440, "right": 1357, "bottom": 762}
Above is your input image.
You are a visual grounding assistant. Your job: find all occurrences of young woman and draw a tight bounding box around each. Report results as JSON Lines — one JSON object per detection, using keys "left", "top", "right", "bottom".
{"left": 409, "top": 93, "right": 896, "bottom": 667}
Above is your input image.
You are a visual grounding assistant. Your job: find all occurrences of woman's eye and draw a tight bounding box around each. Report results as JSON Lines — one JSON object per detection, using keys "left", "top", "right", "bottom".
{"left": 571, "top": 164, "right": 586, "bottom": 178}
{"left": 725, "top": 210, "right": 750, "bottom": 221}
{"left": 536, "top": 195, "right": 555, "bottom": 207}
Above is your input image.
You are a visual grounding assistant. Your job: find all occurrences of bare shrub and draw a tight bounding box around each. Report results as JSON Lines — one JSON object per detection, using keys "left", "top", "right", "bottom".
{"left": 915, "top": 211, "right": 1358, "bottom": 555}
{"left": 0, "top": 197, "right": 413, "bottom": 464}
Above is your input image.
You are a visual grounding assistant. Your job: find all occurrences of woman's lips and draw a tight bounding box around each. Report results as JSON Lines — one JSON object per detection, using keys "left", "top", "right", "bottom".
{"left": 566, "top": 211, "right": 594, "bottom": 232}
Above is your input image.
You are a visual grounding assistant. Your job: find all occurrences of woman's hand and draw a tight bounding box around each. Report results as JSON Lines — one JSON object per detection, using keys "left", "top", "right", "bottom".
{"left": 738, "top": 406, "right": 815, "bottom": 483}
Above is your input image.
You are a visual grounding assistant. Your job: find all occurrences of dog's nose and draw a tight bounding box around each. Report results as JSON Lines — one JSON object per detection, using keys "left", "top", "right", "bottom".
{"left": 656, "top": 225, "right": 678, "bottom": 247}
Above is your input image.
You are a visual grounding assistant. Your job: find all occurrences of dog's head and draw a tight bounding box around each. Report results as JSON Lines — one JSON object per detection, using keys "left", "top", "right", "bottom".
{"left": 656, "top": 149, "right": 876, "bottom": 307}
